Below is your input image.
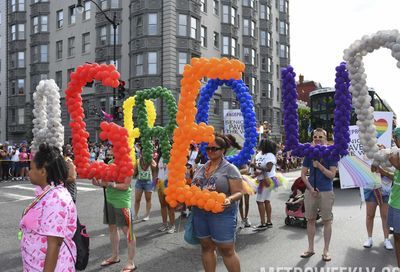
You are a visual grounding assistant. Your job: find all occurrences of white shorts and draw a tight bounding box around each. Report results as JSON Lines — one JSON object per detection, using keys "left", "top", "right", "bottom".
{"left": 256, "top": 187, "right": 272, "bottom": 202}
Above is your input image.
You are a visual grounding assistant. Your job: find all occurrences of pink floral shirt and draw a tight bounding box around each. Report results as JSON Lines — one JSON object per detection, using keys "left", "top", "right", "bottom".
{"left": 20, "top": 184, "right": 77, "bottom": 272}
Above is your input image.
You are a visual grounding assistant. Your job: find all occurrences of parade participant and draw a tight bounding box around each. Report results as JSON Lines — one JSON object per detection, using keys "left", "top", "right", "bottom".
{"left": 92, "top": 148, "right": 137, "bottom": 272}
{"left": 187, "top": 141, "right": 199, "bottom": 168}
{"left": 156, "top": 153, "right": 176, "bottom": 233}
{"left": 387, "top": 127, "right": 400, "bottom": 267}
{"left": 225, "top": 134, "right": 251, "bottom": 228}
{"left": 18, "top": 147, "right": 30, "bottom": 180}
{"left": 63, "top": 145, "right": 77, "bottom": 203}
{"left": 250, "top": 139, "right": 278, "bottom": 230}
{"left": 20, "top": 143, "right": 77, "bottom": 271}
{"left": 362, "top": 163, "right": 393, "bottom": 250}
{"left": 11, "top": 145, "right": 20, "bottom": 180}
{"left": 133, "top": 151, "right": 157, "bottom": 221}
{"left": 192, "top": 133, "right": 243, "bottom": 272}
{"left": 300, "top": 128, "right": 337, "bottom": 262}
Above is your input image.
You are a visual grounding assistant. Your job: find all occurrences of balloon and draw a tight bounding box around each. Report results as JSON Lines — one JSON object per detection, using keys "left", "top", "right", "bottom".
{"left": 65, "top": 63, "right": 134, "bottom": 183}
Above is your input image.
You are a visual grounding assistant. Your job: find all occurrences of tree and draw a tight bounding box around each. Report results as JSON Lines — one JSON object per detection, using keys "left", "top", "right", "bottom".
{"left": 298, "top": 104, "right": 311, "bottom": 143}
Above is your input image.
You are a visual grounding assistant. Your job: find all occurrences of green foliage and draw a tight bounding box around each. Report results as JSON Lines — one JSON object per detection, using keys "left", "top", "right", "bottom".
{"left": 298, "top": 107, "right": 311, "bottom": 143}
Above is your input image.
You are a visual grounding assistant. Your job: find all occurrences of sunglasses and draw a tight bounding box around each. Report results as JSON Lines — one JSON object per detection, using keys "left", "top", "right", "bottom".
{"left": 313, "top": 136, "right": 324, "bottom": 139}
{"left": 206, "top": 146, "right": 222, "bottom": 152}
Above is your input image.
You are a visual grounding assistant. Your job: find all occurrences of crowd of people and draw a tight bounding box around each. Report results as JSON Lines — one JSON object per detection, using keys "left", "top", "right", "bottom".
{"left": 0, "top": 141, "right": 32, "bottom": 181}
{"left": 14, "top": 128, "right": 400, "bottom": 271}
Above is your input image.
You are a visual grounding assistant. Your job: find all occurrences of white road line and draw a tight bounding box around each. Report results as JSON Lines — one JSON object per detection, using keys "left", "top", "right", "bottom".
{"left": 77, "top": 187, "right": 97, "bottom": 192}
{"left": 3, "top": 184, "right": 35, "bottom": 191}
{"left": 0, "top": 192, "right": 34, "bottom": 204}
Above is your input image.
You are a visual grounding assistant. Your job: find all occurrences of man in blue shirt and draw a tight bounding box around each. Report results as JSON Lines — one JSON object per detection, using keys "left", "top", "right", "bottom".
{"left": 300, "top": 128, "right": 338, "bottom": 262}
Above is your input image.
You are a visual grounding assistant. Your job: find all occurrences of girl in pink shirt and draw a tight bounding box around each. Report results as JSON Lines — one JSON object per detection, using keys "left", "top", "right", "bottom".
{"left": 20, "top": 143, "right": 77, "bottom": 271}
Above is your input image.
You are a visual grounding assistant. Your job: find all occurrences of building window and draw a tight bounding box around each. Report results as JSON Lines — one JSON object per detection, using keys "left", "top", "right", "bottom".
{"left": 244, "top": 47, "right": 250, "bottom": 63}
{"left": 136, "top": 54, "right": 143, "bottom": 76}
{"left": 18, "top": 108, "right": 24, "bottom": 125}
{"left": 200, "top": 0, "right": 206, "bottom": 12}
{"left": 100, "top": 0, "right": 107, "bottom": 9}
{"left": 55, "top": 71, "right": 62, "bottom": 88}
{"left": 251, "top": 77, "right": 257, "bottom": 94}
{"left": 190, "top": 17, "right": 198, "bottom": 39}
{"left": 222, "top": 36, "right": 229, "bottom": 54}
{"left": 41, "top": 15, "right": 48, "bottom": 32}
{"left": 11, "top": 25, "right": 16, "bottom": 40}
{"left": 279, "top": 0, "right": 285, "bottom": 12}
{"left": 243, "top": 0, "right": 254, "bottom": 7}
{"left": 11, "top": 0, "right": 16, "bottom": 12}
{"left": 56, "top": 10, "right": 63, "bottom": 28}
{"left": 69, "top": 5, "right": 76, "bottom": 24}
{"left": 268, "top": 83, "right": 272, "bottom": 98}
{"left": 243, "top": 19, "right": 249, "bottom": 35}
{"left": 213, "top": 0, "right": 219, "bottom": 15}
{"left": 260, "top": 4, "right": 266, "bottom": 19}
{"left": 267, "top": 6, "right": 271, "bottom": 19}
{"left": 280, "top": 44, "right": 285, "bottom": 58}
{"left": 82, "top": 32, "right": 90, "bottom": 53}
{"left": 40, "top": 44, "right": 48, "bottom": 62}
{"left": 267, "top": 57, "right": 272, "bottom": 73}
{"left": 267, "top": 32, "right": 271, "bottom": 47}
{"left": 178, "top": 14, "right": 187, "bottom": 36}
{"left": 18, "top": 51, "right": 25, "bottom": 67}
{"left": 148, "top": 13, "right": 157, "bottom": 35}
{"left": 148, "top": 52, "right": 157, "bottom": 74}
{"left": 110, "top": 25, "right": 119, "bottom": 44}
{"left": 12, "top": 0, "right": 25, "bottom": 12}
{"left": 231, "top": 38, "right": 237, "bottom": 57}
{"left": 111, "top": 0, "right": 119, "bottom": 8}
{"left": 251, "top": 49, "right": 256, "bottom": 65}
{"left": 100, "top": 26, "right": 107, "bottom": 45}
{"left": 251, "top": 21, "right": 255, "bottom": 37}
{"left": 83, "top": 1, "right": 91, "bottom": 20}
{"left": 231, "top": 7, "right": 236, "bottom": 25}
{"left": 214, "top": 99, "right": 220, "bottom": 115}
{"left": 261, "top": 57, "right": 266, "bottom": 70}
{"left": 67, "top": 68, "right": 74, "bottom": 82}
{"left": 136, "top": 15, "right": 143, "bottom": 36}
{"left": 18, "top": 24, "right": 25, "bottom": 39}
{"left": 213, "top": 32, "right": 219, "bottom": 48}
{"left": 279, "top": 21, "right": 285, "bottom": 35}
{"left": 68, "top": 37, "right": 75, "bottom": 57}
{"left": 32, "top": 45, "right": 39, "bottom": 63}
{"left": 17, "top": 79, "right": 24, "bottom": 95}
{"left": 32, "top": 16, "right": 39, "bottom": 33}
{"left": 201, "top": 26, "right": 207, "bottom": 47}
{"left": 222, "top": 5, "right": 229, "bottom": 23}
{"left": 178, "top": 52, "right": 187, "bottom": 74}
{"left": 260, "top": 30, "right": 266, "bottom": 46}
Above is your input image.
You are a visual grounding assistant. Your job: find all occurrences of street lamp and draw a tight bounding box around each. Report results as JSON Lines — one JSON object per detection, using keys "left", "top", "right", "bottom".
{"left": 76, "top": 0, "right": 119, "bottom": 111}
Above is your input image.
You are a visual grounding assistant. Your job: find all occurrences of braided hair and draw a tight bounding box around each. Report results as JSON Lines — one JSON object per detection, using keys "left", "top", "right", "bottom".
{"left": 33, "top": 143, "right": 68, "bottom": 186}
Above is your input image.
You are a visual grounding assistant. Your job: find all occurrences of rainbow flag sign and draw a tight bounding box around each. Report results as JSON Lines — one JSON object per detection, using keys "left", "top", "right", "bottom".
{"left": 339, "top": 111, "right": 393, "bottom": 189}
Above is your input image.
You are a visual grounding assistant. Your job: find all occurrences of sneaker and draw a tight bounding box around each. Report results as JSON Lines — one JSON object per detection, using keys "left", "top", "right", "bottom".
{"left": 253, "top": 224, "right": 268, "bottom": 231}
{"left": 363, "top": 238, "right": 373, "bottom": 248}
{"left": 142, "top": 215, "right": 150, "bottom": 221}
{"left": 167, "top": 225, "right": 176, "bottom": 234}
{"left": 384, "top": 239, "right": 394, "bottom": 250}
{"left": 266, "top": 222, "right": 273, "bottom": 228}
{"left": 243, "top": 218, "right": 251, "bottom": 228}
{"left": 158, "top": 224, "right": 168, "bottom": 232}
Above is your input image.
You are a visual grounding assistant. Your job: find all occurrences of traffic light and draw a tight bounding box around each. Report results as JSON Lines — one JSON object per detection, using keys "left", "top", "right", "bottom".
{"left": 118, "top": 80, "right": 126, "bottom": 99}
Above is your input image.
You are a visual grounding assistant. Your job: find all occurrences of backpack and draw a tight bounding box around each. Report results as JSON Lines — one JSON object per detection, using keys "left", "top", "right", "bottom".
{"left": 65, "top": 217, "right": 90, "bottom": 270}
{"left": 73, "top": 218, "right": 90, "bottom": 270}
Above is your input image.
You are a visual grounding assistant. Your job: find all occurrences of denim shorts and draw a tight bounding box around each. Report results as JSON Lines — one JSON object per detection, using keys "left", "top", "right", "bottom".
{"left": 388, "top": 206, "right": 400, "bottom": 234}
{"left": 364, "top": 189, "right": 389, "bottom": 203}
{"left": 135, "top": 179, "right": 154, "bottom": 192}
{"left": 192, "top": 204, "right": 238, "bottom": 244}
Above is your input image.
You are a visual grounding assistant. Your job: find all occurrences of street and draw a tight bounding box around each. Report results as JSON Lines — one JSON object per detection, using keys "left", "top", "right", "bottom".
{"left": 0, "top": 170, "right": 397, "bottom": 271}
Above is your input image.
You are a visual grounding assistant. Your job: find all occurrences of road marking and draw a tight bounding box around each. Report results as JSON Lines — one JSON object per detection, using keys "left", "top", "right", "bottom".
{"left": 4, "top": 184, "right": 35, "bottom": 191}
{"left": 0, "top": 192, "right": 34, "bottom": 204}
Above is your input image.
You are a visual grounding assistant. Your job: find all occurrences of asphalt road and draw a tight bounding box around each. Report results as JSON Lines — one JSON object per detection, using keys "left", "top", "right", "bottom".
{"left": 0, "top": 170, "right": 397, "bottom": 271}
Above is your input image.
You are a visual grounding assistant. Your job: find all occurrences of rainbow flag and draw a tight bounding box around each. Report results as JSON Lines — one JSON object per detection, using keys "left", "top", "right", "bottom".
{"left": 338, "top": 156, "right": 381, "bottom": 189}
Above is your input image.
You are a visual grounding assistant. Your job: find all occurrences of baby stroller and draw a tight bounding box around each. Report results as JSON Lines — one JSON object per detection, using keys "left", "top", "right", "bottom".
{"left": 284, "top": 177, "right": 321, "bottom": 228}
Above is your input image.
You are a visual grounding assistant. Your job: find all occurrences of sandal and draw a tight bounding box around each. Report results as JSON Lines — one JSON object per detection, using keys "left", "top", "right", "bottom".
{"left": 100, "top": 258, "right": 121, "bottom": 267}
{"left": 121, "top": 266, "right": 138, "bottom": 272}
{"left": 322, "top": 253, "right": 331, "bottom": 262}
{"left": 300, "top": 251, "right": 315, "bottom": 258}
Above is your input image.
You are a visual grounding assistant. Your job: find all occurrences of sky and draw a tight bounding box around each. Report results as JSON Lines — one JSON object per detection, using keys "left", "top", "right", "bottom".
{"left": 290, "top": 0, "right": 400, "bottom": 118}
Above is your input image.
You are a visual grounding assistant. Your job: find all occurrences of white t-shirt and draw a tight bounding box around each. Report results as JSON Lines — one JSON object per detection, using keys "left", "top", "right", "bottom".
{"left": 254, "top": 152, "right": 276, "bottom": 179}
{"left": 187, "top": 150, "right": 198, "bottom": 167}
{"left": 11, "top": 149, "right": 20, "bottom": 162}
{"left": 157, "top": 157, "right": 168, "bottom": 180}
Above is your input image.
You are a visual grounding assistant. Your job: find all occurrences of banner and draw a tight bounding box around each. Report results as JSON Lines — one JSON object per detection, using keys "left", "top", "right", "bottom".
{"left": 223, "top": 109, "right": 245, "bottom": 145}
{"left": 339, "top": 111, "right": 393, "bottom": 189}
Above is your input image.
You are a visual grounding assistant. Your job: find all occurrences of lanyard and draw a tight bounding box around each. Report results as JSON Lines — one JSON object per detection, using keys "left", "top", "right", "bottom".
{"left": 22, "top": 186, "right": 54, "bottom": 217}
